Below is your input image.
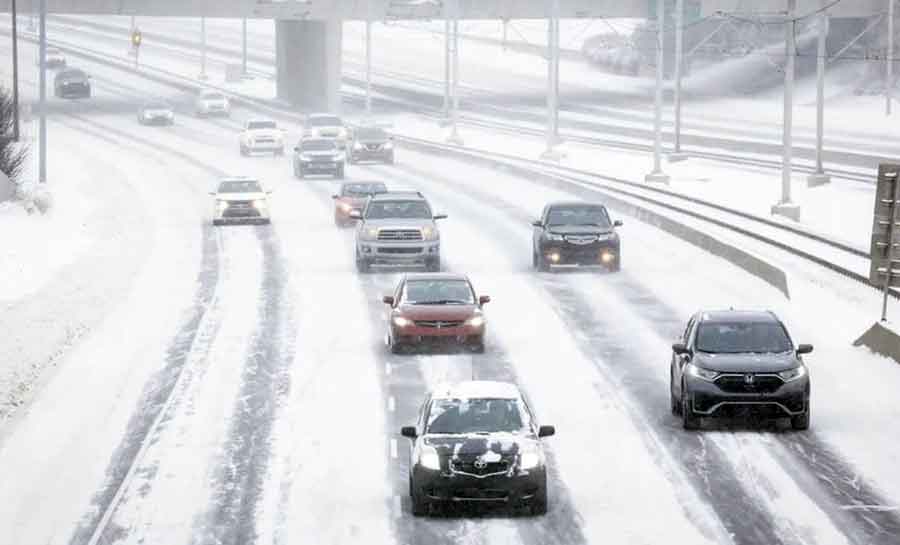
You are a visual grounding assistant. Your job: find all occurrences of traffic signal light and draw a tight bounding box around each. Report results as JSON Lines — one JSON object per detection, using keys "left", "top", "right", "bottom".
{"left": 131, "top": 29, "right": 142, "bottom": 48}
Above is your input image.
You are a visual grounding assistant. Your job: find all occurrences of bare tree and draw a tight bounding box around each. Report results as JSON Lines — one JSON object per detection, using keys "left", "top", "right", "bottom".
{"left": 0, "top": 84, "right": 29, "bottom": 185}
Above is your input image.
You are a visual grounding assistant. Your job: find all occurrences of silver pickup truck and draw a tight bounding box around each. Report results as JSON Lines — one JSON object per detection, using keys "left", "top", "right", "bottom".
{"left": 352, "top": 191, "right": 446, "bottom": 273}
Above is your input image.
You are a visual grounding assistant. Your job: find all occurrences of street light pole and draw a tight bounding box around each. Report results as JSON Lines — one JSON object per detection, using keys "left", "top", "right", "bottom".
{"left": 773, "top": 0, "right": 799, "bottom": 220}
{"left": 443, "top": 18, "right": 451, "bottom": 118}
{"left": 242, "top": 18, "right": 248, "bottom": 76}
{"left": 809, "top": 12, "right": 830, "bottom": 187}
{"left": 447, "top": 9, "right": 463, "bottom": 145}
{"left": 200, "top": 17, "right": 207, "bottom": 80}
{"left": 646, "top": 0, "right": 669, "bottom": 183}
{"left": 670, "top": 0, "right": 688, "bottom": 162}
{"left": 888, "top": 0, "right": 895, "bottom": 116}
{"left": 365, "top": 0, "right": 373, "bottom": 118}
{"left": 542, "top": 0, "right": 562, "bottom": 160}
{"left": 11, "top": 0, "right": 20, "bottom": 141}
{"left": 39, "top": 0, "right": 47, "bottom": 184}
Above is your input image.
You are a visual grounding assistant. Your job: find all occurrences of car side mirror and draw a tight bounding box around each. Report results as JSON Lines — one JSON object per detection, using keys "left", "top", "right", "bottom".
{"left": 479, "top": 295, "right": 491, "bottom": 305}
{"left": 331, "top": 194, "right": 339, "bottom": 199}
{"left": 266, "top": 190, "right": 273, "bottom": 195}
{"left": 531, "top": 219, "right": 543, "bottom": 228}
{"left": 293, "top": 146, "right": 299, "bottom": 152}
{"left": 208, "top": 191, "right": 216, "bottom": 196}
{"left": 796, "top": 344, "right": 813, "bottom": 355}
{"left": 613, "top": 220, "right": 623, "bottom": 227}
{"left": 349, "top": 210, "right": 362, "bottom": 220}
{"left": 538, "top": 425, "right": 555, "bottom": 438}
{"left": 382, "top": 295, "right": 395, "bottom": 306}
{"left": 672, "top": 343, "right": 690, "bottom": 355}
{"left": 433, "top": 214, "right": 448, "bottom": 220}
{"left": 401, "top": 426, "right": 417, "bottom": 439}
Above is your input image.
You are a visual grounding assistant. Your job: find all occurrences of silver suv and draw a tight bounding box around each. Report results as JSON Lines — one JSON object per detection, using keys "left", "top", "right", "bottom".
{"left": 352, "top": 192, "right": 446, "bottom": 273}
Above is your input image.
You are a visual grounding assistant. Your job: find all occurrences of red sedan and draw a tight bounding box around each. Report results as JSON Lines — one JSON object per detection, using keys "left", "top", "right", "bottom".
{"left": 382, "top": 273, "right": 490, "bottom": 354}
{"left": 332, "top": 181, "right": 387, "bottom": 227}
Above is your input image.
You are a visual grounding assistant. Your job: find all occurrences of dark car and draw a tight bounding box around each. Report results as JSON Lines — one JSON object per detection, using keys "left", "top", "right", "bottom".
{"left": 137, "top": 100, "right": 175, "bottom": 125}
{"left": 383, "top": 273, "right": 489, "bottom": 353}
{"left": 332, "top": 181, "right": 388, "bottom": 227}
{"left": 400, "top": 381, "right": 555, "bottom": 516}
{"left": 670, "top": 310, "right": 812, "bottom": 430}
{"left": 532, "top": 202, "right": 622, "bottom": 271}
{"left": 348, "top": 126, "right": 395, "bottom": 164}
{"left": 292, "top": 138, "right": 345, "bottom": 179}
{"left": 54, "top": 68, "right": 91, "bottom": 99}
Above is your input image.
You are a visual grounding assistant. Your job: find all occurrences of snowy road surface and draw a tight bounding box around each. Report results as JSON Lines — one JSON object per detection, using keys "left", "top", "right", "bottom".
{"left": 1, "top": 16, "right": 900, "bottom": 545}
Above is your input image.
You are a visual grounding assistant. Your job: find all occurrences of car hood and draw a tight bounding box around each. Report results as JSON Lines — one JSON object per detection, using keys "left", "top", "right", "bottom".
{"left": 357, "top": 139, "right": 389, "bottom": 145}
{"left": 398, "top": 304, "right": 479, "bottom": 321}
{"left": 143, "top": 108, "right": 172, "bottom": 115}
{"left": 693, "top": 351, "right": 799, "bottom": 373}
{"left": 312, "top": 126, "right": 344, "bottom": 135}
{"left": 200, "top": 98, "right": 227, "bottom": 106}
{"left": 216, "top": 192, "right": 267, "bottom": 202}
{"left": 59, "top": 76, "right": 88, "bottom": 84}
{"left": 299, "top": 150, "right": 340, "bottom": 157}
{"left": 424, "top": 433, "right": 537, "bottom": 458}
{"left": 363, "top": 218, "right": 433, "bottom": 228}
{"left": 246, "top": 129, "right": 281, "bottom": 139}
{"left": 547, "top": 225, "right": 615, "bottom": 236}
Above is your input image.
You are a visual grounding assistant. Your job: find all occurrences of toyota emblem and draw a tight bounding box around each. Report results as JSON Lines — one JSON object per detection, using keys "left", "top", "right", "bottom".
{"left": 473, "top": 458, "right": 487, "bottom": 469}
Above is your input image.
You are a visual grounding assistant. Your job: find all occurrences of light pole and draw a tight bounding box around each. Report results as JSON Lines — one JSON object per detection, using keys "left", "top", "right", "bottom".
{"left": 447, "top": 0, "right": 463, "bottom": 145}
{"left": 772, "top": 0, "right": 799, "bottom": 220}
{"left": 645, "top": 0, "right": 669, "bottom": 183}
{"left": 10, "top": 0, "right": 20, "bottom": 142}
{"left": 541, "top": 0, "right": 562, "bottom": 160}
{"left": 242, "top": 18, "right": 248, "bottom": 76}
{"left": 365, "top": 0, "right": 373, "bottom": 118}
{"left": 808, "top": 12, "right": 830, "bottom": 187}
{"left": 199, "top": 17, "right": 208, "bottom": 80}
{"left": 443, "top": 18, "right": 451, "bottom": 119}
{"left": 39, "top": 0, "right": 47, "bottom": 184}
{"left": 888, "top": 0, "right": 895, "bottom": 116}
{"left": 669, "top": 0, "right": 688, "bottom": 162}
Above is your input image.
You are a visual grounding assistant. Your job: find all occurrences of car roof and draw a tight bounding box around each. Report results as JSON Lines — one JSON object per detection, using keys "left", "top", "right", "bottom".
{"left": 431, "top": 381, "right": 522, "bottom": 401}
{"left": 370, "top": 191, "right": 425, "bottom": 201}
{"left": 698, "top": 310, "right": 779, "bottom": 323}
{"left": 308, "top": 113, "right": 342, "bottom": 119}
{"left": 403, "top": 272, "right": 469, "bottom": 282}
{"left": 248, "top": 118, "right": 275, "bottom": 124}
{"left": 546, "top": 201, "right": 607, "bottom": 209}
{"left": 219, "top": 176, "right": 259, "bottom": 183}
{"left": 342, "top": 180, "right": 386, "bottom": 188}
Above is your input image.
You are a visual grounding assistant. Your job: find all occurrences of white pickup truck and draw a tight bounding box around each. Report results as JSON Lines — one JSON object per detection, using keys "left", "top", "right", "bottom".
{"left": 239, "top": 119, "right": 285, "bottom": 156}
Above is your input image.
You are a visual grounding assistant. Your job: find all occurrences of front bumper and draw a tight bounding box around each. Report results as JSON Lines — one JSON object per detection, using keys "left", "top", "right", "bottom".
{"left": 357, "top": 240, "right": 440, "bottom": 267}
{"left": 215, "top": 204, "right": 270, "bottom": 224}
{"left": 247, "top": 140, "right": 283, "bottom": 151}
{"left": 350, "top": 147, "right": 393, "bottom": 161}
{"left": 392, "top": 324, "right": 484, "bottom": 347}
{"left": 199, "top": 106, "right": 229, "bottom": 116}
{"left": 298, "top": 159, "right": 342, "bottom": 173}
{"left": 413, "top": 466, "right": 545, "bottom": 505}
{"left": 686, "top": 374, "right": 809, "bottom": 417}
{"left": 141, "top": 115, "right": 173, "bottom": 125}
{"left": 57, "top": 84, "right": 90, "bottom": 98}
{"left": 541, "top": 241, "right": 619, "bottom": 268}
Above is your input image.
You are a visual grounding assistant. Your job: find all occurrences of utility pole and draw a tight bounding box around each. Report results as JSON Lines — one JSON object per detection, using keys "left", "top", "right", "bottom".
{"left": 670, "top": 0, "right": 688, "bottom": 162}
{"left": 242, "top": 18, "right": 248, "bottom": 76}
{"left": 542, "top": 0, "right": 562, "bottom": 160}
{"left": 888, "top": 0, "right": 895, "bottom": 116}
{"left": 11, "top": 0, "right": 20, "bottom": 141}
{"left": 646, "top": 0, "right": 669, "bottom": 183}
{"left": 809, "top": 12, "right": 830, "bottom": 187}
{"left": 772, "top": 0, "right": 799, "bottom": 220}
{"left": 443, "top": 18, "right": 451, "bottom": 118}
{"left": 447, "top": 0, "right": 463, "bottom": 145}
{"left": 365, "top": 0, "right": 373, "bottom": 118}
{"left": 39, "top": 0, "right": 47, "bottom": 184}
{"left": 200, "top": 17, "right": 207, "bottom": 80}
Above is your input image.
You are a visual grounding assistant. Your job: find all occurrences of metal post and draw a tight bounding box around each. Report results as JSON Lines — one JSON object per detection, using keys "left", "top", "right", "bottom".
{"left": 365, "top": 1, "right": 373, "bottom": 118}
{"left": 646, "top": 0, "right": 669, "bottom": 183}
{"left": 447, "top": 4, "right": 463, "bottom": 145}
{"left": 200, "top": 17, "right": 207, "bottom": 80}
{"left": 888, "top": 0, "right": 894, "bottom": 116}
{"left": 242, "top": 18, "right": 248, "bottom": 76}
{"left": 773, "top": 0, "right": 798, "bottom": 220}
{"left": 809, "top": 13, "right": 830, "bottom": 186}
{"left": 11, "top": 0, "right": 20, "bottom": 141}
{"left": 882, "top": 175, "right": 900, "bottom": 321}
{"left": 502, "top": 18, "right": 508, "bottom": 50}
{"left": 39, "top": 0, "right": 46, "bottom": 184}
{"left": 670, "top": 0, "right": 688, "bottom": 162}
{"left": 542, "top": 0, "right": 562, "bottom": 160}
{"left": 443, "top": 18, "right": 451, "bottom": 118}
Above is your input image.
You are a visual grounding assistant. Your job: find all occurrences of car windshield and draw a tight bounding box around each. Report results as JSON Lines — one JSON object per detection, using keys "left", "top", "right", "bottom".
{"left": 301, "top": 140, "right": 336, "bottom": 151}
{"left": 218, "top": 180, "right": 262, "bottom": 193}
{"left": 202, "top": 92, "right": 225, "bottom": 100}
{"left": 145, "top": 102, "right": 169, "bottom": 110}
{"left": 342, "top": 183, "right": 387, "bottom": 197}
{"left": 309, "top": 116, "right": 342, "bottom": 127}
{"left": 695, "top": 322, "right": 793, "bottom": 354}
{"left": 248, "top": 121, "right": 277, "bottom": 130}
{"left": 547, "top": 206, "right": 611, "bottom": 227}
{"left": 356, "top": 127, "right": 387, "bottom": 139}
{"left": 427, "top": 398, "right": 529, "bottom": 434}
{"left": 365, "top": 200, "right": 431, "bottom": 219}
{"left": 403, "top": 279, "right": 474, "bottom": 305}
{"left": 61, "top": 70, "right": 86, "bottom": 79}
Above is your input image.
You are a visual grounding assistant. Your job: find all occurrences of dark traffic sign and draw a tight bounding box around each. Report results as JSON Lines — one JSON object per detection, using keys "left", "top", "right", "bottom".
{"left": 869, "top": 164, "right": 900, "bottom": 290}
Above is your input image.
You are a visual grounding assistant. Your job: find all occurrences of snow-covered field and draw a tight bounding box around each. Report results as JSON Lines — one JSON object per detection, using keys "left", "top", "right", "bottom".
{"left": 0, "top": 13, "right": 899, "bottom": 545}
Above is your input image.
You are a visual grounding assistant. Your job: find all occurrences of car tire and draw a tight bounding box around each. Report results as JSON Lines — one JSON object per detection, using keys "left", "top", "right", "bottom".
{"left": 212, "top": 219, "right": 222, "bottom": 226}
{"left": 681, "top": 383, "right": 701, "bottom": 430}
{"left": 356, "top": 256, "right": 371, "bottom": 274}
{"left": 347, "top": 155, "right": 355, "bottom": 165}
{"left": 426, "top": 257, "right": 441, "bottom": 272}
{"left": 297, "top": 166, "right": 305, "bottom": 179}
{"left": 387, "top": 154, "right": 395, "bottom": 165}
{"left": 275, "top": 147, "right": 284, "bottom": 156}
{"left": 610, "top": 257, "right": 622, "bottom": 273}
{"left": 530, "top": 483, "right": 548, "bottom": 516}
{"left": 670, "top": 372, "right": 682, "bottom": 416}
{"left": 791, "top": 402, "right": 810, "bottom": 430}
{"left": 471, "top": 342, "right": 486, "bottom": 354}
{"left": 390, "top": 339, "right": 404, "bottom": 355}
{"left": 411, "top": 481, "right": 429, "bottom": 517}
{"left": 336, "top": 166, "right": 345, "bottom": 179}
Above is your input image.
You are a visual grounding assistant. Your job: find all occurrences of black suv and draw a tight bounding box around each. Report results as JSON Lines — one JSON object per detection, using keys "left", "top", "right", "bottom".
{"left": 401, "top": 381, "right": 555, "bottom": 516}
{"left": 348, "top": 126, "right": 395, "bottom": 164}
{"left": 670, "top": 310, "right": 812, "bottom": 430}
{"left": 54, "top": 68, "right": 91, "bottom": 99}
{"left": 532, "top": 202, "right": 622, "bottom": 271}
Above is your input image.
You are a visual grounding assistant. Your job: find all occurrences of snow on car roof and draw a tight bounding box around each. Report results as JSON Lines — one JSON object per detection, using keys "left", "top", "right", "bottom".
{"left": 432, "top": 381, "right": 521, "bottom": 401}
{"left": 699, "top": 310, "right": 778, "bottom": 323}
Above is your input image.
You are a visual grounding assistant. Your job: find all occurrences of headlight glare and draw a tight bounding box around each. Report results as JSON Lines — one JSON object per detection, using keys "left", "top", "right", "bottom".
{"left": 778, "top": 366, "right": 807, "bottom": 382}
{"left": 419, "top": 448, "right": 441, "bottom": 471}
{"left": 393, "top": 316, "right": 412, "bottom": 328}
{"left": 361, "top": 227, "right": 379, "bottom": 241}
{"left": 252, "top": 199, "right": 267, "bottom": 209}
{"left": 520, "top": 450, "right": 542, "bottom": 470}
{"left": 421, "top": 226, "right": 438, "bottom": 240}
{"left": 217, "top": 200, "right": 228, "bottom": 210}
{"left": 688, "top": 364, "right": 719, "bottom": 382}
{"left": 546, "top": 233, "right": 564, "bottom": 241}
{"left": 465, "top": 315, "right": 485, "bottom": 328}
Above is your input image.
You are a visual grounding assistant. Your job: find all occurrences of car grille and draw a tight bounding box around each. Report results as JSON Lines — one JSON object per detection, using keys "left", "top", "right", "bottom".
{"left": 319, "top": 129, "right": 339, "bottom": 137}
{"left": 452, "top": 488, "right": 509, "bottom": 500}
{"left": 378, "top": 229, "right": 423, "bottom": 241}
{"left": 255, "top": 138, "right": 275, "bottom": 144}
{"left": 714, "top": 374, "right": 784, "bottom": 394}
{"left": 451, "top": 457, "right": 511, "bottom": 477}
{"left": 365, "top": 144, "right": 383, "bottom": 151}
{"left": 377, "top": 247, "right": 422, "bottom": 254}
{"left": 414, "top": 320, "right": 465, "bottom": 328}
{"left": 564, "top": 235, "right": 599, "bottom": 245}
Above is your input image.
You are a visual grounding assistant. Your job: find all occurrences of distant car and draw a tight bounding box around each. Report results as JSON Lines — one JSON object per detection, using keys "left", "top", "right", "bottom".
{"left": 332, "top": 181, "right": 388, "bottom": 227}
{"left": 292, "top": 138, "right": 345, "bottom": 179}
{"left": 210, "top": 177, "right": 271, "bottom": 226}
{"left": 137, "top": 100, "right": 175, "bottom": 126}
{"left": 383, "top": 273, "right": 490, "bottom": 353}
{"left": 400, "top": 381, "right": 555, "bottom": 516}
{"left": 195, "top": 90, "right": 230, "bottom": 117}
{"left": 532, "top": 202, "right": 622, "bottom": 272}
{"left": 670, "top": 310, "right": 813, "bottom": 430}
{"left": 37, "top": 46, "right": 66, "bottom": 68}
{"left": 240, "top": 119, "right": 285, "bottom": 156}
{"left": 348, "top": 126, "right": 395, "bottom": 164}
{"left": 53, "top": 68, "right": 91, "bottom": 99}
{"left": 352, "top": 191, "right": 446, "bottom": 273}
{"left": 302, "top": 113, "right": 349, "bottom": 149}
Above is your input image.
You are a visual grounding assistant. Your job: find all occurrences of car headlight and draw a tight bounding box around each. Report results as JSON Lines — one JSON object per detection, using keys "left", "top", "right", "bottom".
{"left": 421, "top": 226, "right": 439, "bottom": 241}
{"left": 520, "top": 450, "right": 543, "bottom": 470}
{"left": 393, "top": 316, "right": 412, "bottom": 328}
{"left": 338, "top": 202, "right": 353, "bottom": 213}
{"left": 300, "top": 154, "right": 312, "bottom": 162}
{"left": 778, "top": 366, "right": 807, "bottom": 382}
{"left": 217, "top": 200, "right": 228, "bottom": 211}
{"left": 360, "top": 227, "right": 379, "bottom": 241}
{"left": 353, "top": 142, "right": 363, "bottom": 150}
{"left": 384, "top": 141, "right": 394, "bottom": 150}
{"left": 687, "top": 364, "right": 719, "bottom": 382}
{"left": 419, "top": 447, "right": 441, "bottom": 471}
{"left": 465, "top": 315, "right": 485, "bottom": 328}
{"left": 252, "top": 199, "right": 267, "bottom": 209}
{"left": 546, "top": 233, "right": 564, "bottom": 241}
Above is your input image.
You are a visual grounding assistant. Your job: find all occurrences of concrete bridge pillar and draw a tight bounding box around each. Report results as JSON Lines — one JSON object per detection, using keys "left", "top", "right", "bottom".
{"left": 275, "top": 19, "right": 342, "bottom": 112}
